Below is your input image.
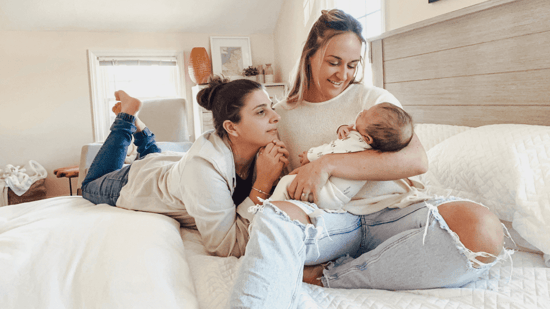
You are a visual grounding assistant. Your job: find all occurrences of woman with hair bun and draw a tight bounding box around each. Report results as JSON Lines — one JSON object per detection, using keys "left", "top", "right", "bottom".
{"left": 81, "top": 76, "right": 289, "bottom": 257}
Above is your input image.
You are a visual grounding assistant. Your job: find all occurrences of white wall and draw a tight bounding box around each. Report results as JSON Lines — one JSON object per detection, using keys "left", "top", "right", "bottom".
{"left": 0, "top": 30, "right": 274, "bottom": 197}
{"left": 385, "top": 0, "right": 489, "bottom": 31}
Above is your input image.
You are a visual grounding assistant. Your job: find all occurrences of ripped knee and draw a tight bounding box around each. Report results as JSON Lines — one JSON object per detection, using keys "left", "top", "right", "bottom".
{"left": 438, "top": 201, "right": 504, "bottom": 265}
{"left": 270, "top": 201, "right": 312, "bottom": 225}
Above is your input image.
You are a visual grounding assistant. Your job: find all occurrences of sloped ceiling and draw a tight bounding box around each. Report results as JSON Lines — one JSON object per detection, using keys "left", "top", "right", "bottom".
{"left": 0, "top": 0, "right": 285, "bottom": 33}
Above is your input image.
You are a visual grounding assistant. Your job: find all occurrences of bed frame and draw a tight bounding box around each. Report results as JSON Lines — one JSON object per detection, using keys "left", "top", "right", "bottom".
{"left": 367, "top": 0, "right": 550, "bottom": 127}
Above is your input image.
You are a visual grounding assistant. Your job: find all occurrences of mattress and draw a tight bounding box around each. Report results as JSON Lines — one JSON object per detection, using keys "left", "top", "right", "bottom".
{"left": 1, "top": 123, "right": 549, "bottom": 309}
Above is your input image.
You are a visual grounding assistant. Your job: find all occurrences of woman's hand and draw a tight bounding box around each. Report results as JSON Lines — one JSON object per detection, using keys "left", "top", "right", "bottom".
{"left": 255, "top": 140, "right": 288, "bottom": 190}
{"left": 287, "top": 157, "right": 330, "bottom": 204}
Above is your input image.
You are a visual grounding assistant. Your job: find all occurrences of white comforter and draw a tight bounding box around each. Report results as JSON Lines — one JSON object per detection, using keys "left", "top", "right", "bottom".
{"left": 1, "top": 196, "right": 549, "bottom": 309}
{"left": 0, "top": 197, "right": 198, "bottom": 309}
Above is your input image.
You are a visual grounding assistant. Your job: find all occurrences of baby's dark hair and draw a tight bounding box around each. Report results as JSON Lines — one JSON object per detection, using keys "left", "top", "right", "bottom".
{"left": 197, "top": 75, "right": 263, "bottom": 139}
{"left": 367, "top": 103, "right": 414, "bottom": 152}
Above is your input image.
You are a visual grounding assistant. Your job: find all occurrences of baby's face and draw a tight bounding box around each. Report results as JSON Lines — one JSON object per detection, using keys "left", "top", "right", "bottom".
{"left": 355, "top": 105, "right": 383, "bottom": 141}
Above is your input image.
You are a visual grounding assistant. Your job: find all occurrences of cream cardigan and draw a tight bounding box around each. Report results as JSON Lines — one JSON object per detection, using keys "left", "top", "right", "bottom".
{"left": 118, "top": 131, "right": 255, "bottom": 257}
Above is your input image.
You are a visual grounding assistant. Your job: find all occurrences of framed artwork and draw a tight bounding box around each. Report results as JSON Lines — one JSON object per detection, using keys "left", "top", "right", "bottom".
{"left": 429, "top": 0, "right": 441, "bottom": 2}
{"left": 210, "top": 37, "right": 252, "bottom": 80}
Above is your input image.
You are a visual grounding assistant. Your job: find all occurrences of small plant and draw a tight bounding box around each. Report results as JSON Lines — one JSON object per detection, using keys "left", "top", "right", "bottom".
{"left": 243, "top": 66, "right": 259, "bottom": 76}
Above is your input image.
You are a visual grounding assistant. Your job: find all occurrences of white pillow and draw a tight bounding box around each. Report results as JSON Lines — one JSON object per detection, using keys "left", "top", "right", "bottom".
{"left": 420, "top": 124, "right": 550, "bottom": 257}
{"left": 414, "top": 123, "right": 473, "bottom": 151}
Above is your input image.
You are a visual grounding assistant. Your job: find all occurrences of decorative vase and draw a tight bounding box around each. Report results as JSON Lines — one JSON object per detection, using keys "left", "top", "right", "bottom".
{"left": 264, "top": 64, "right": 274, "bottom": 83}
{"left": 188, "top": 47, "right": 212, "bottom": 85}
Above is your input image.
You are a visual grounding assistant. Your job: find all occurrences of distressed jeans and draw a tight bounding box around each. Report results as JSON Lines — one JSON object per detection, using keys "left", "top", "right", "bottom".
{"left": 227, "top": 197, "right": 506, "bottom": 309}
{"left": 81, "top": 113, "right": 161, "bottom": 206}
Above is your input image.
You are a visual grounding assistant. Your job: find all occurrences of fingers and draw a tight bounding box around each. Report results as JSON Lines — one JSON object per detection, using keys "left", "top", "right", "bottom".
{"left": 278, "top": 147, "right": 290, "bottom": 158}
{"left": 264, "top": 143, "right": 275, "bottom": 154}
{"left": 287, "top": 172, "right": 298, "bottom": 198}
{"left": 272, "top": 139, "right": 286, "bottom": 148}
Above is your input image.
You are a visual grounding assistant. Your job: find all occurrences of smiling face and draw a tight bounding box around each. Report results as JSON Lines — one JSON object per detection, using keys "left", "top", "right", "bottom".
{"left": 305, "top": 32, "right": 363, "bottom": 103}
{"left": 231, "top": 89, "right": 280, "bottom": 147}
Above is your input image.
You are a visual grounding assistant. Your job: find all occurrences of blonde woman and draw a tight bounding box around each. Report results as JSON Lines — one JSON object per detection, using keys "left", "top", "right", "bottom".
{"left": 228, "top": 9, "right": 505, "bottom": 309}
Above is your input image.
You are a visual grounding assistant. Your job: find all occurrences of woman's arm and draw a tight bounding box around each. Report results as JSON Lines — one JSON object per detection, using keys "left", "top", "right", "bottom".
{"left": 287, "top": 133, "right": 428, "bottom": 203}
{"left": 181, "top": 142, "right": 288, "bottom": 258}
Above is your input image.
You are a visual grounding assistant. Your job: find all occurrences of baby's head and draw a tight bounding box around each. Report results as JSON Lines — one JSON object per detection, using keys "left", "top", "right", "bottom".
{"left": 355, "top": 103, "right": 413, "bottom": 152}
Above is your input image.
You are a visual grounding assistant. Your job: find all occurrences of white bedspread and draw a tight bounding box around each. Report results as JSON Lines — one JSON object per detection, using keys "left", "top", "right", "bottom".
{"left": 1, "top": 196, "right": 549, "bottom": 309}
{"left": 0, "top": 197, "right": 198, "bottom": 309}
{"left": 181, "top": 228, "right": 550, "bottom": 309}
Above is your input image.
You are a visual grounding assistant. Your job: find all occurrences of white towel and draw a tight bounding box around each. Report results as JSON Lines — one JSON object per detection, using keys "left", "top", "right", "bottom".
{"left": 1, "top": 160, "right": 47, "bottom": 196}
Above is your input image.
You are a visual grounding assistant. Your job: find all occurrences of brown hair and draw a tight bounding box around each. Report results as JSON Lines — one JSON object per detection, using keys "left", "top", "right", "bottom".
{"left": 197, "top": 75, "right": 263, "bottom": 139}
{"left": 367, "top": 103, "right": 414, "bottom": 152}
{"left": 286, "top": 9, "right": 366, "bottom": 105}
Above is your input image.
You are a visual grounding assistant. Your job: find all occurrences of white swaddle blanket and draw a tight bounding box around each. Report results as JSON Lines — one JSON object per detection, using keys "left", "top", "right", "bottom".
{"left": 0, "top": 160, "right": 47, "bottom": 206}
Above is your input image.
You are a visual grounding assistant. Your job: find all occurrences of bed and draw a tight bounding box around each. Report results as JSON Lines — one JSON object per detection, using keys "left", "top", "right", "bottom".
{"left": 1, "top": 0, "right": 549, "bottom": 308}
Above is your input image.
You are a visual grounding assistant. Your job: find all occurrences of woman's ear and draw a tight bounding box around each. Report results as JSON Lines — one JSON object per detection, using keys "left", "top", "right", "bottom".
{"left": 223, "top": 120, "right": 239, "bottom": 137}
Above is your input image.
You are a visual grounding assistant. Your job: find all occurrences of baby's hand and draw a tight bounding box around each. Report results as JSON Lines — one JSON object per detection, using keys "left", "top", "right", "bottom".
{"left": 337, "top": 125, "right": 352, "bottom": 140}
{"left": 299, "top": 151, "right": 310, "bottom": 166}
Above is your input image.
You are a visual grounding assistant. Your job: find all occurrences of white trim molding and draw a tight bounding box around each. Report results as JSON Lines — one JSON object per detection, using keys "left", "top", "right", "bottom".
{"left": 87, "top": 49, "right": 185, "bottom": 142}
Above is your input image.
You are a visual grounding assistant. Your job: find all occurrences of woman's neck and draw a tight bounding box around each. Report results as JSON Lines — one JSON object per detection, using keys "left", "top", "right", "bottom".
{"left": 231, "top": 141, "right": 258, "bottom": 178}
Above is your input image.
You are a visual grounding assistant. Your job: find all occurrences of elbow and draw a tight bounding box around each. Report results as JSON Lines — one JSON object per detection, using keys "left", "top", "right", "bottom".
{"left": 416, "top": 154, "right": 429, "bottom": 175}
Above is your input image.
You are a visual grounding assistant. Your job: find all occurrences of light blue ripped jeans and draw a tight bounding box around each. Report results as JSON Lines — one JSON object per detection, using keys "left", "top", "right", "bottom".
{"left": 227, "top": 197, "right": 507, "bottom": 309}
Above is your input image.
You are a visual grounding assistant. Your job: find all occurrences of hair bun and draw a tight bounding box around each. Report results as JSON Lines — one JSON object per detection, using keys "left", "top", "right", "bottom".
{"left": 196, "top": 75, "right": 230, "bottom": 111}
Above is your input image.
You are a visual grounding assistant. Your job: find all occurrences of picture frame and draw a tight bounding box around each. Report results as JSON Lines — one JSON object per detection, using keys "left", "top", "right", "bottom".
{"left": 210, "top": 36, "right": 252, "bottom": 81}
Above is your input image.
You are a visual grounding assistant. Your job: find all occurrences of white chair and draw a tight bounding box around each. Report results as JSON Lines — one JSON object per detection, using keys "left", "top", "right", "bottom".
{"left": 77, "top": 98, "right": 193, "bottom": 193}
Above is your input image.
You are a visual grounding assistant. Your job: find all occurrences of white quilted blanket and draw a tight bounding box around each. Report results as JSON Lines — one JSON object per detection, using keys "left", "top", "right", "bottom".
{"left": 181, "top": 228, "right": 550, "bottom": 309}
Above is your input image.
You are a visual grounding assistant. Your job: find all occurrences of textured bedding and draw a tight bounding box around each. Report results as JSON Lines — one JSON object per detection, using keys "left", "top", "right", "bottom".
{"left": 1, "top": 123, "right": 549, "bottom": 309}
{"left": 0, "top": 197, "right": 199, "bottom": 309}
{"left": 182, "top": 227, "right": 550, "bottom": 309}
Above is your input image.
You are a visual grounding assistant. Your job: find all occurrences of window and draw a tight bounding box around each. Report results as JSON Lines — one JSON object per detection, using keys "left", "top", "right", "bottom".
{"left": 87, "top": 50, "right": 185, "bottom": 142}
{"left": 335, "top": 0, "right": 384, "bottom": 39}
{"left": 334, "top": 0, "right": 384, "bottom": 85}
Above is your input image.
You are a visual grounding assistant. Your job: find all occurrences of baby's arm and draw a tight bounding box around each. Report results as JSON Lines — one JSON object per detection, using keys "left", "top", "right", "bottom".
{"left": 306, "top": 131, "right": 371, "bottom": 163}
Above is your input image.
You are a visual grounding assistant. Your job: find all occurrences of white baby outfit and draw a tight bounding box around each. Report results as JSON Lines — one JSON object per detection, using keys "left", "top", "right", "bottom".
{"left": 271, "top": 131, "right": 371, "bottom": 210}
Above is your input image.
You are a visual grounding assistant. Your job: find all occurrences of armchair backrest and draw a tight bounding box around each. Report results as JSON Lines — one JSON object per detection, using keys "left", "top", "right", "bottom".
{"left": 139, "top": 98, "right": 190, "bottom": 142}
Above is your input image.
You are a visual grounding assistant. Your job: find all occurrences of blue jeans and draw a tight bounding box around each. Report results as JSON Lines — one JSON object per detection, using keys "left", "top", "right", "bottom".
{"left": 81, "top": 113, "right": 161, "bottom": 206}
{"left": 227, "top": 198, "right": 505, "bottom": 309}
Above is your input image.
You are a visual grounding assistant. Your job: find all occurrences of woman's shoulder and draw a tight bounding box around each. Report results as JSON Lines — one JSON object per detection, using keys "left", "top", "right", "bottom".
{"left": 348, "top": 83, "right": 402, "bottom": 108}
{"left": 185, "top": 131, "right": 234, "bottom": 172}
{"left": 188, "top": 131, "right": 231, "bottom": 159}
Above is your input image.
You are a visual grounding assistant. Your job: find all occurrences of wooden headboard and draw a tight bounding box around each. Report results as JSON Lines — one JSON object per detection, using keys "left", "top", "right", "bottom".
{"left": 368, "top": 0, "right": 550, "bottom": 127}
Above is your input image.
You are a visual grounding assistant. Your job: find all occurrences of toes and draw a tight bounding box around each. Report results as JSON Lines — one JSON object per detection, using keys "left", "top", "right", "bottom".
{"left": 112, "top": 102, "right": 122, "bottom": 114}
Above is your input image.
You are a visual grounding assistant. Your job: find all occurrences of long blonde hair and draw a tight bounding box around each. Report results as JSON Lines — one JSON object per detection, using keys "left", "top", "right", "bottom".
{"left": 286, "top": 9, "right": 366, "bottom": 106}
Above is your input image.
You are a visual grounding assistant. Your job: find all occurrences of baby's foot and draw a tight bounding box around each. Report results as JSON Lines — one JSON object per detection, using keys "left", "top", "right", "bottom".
{"left": 112, "top": 102, "right": 122, "bottom": 115}
{"left": 302, "top": 264, "right": 325, "bottom": 287}
{"left": 115, "top": 90, "right": 142, "bottom": 116}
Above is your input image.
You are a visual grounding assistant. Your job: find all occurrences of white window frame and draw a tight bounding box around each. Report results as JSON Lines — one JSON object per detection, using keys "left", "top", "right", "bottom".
{"left": 87, "top": 49, "right": 185, "bottom": 142}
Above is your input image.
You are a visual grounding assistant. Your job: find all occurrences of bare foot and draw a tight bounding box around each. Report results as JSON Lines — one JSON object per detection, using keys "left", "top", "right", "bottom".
{"left": 112, "top": 102, "right": 122, "bottom": 115}
{"left": 115, "top": 90, "right": 142, "bottom": 116}
{"left": 303, "top": 264, "right": 324, "bottom": 286}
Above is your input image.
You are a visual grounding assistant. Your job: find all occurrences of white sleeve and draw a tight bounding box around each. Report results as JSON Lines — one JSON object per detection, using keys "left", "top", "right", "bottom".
{"left": 307, "top": 132, "right": 371, "bottom": 162}
{"left": 179, "top": 156, "right": 252, "bottom": 258}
